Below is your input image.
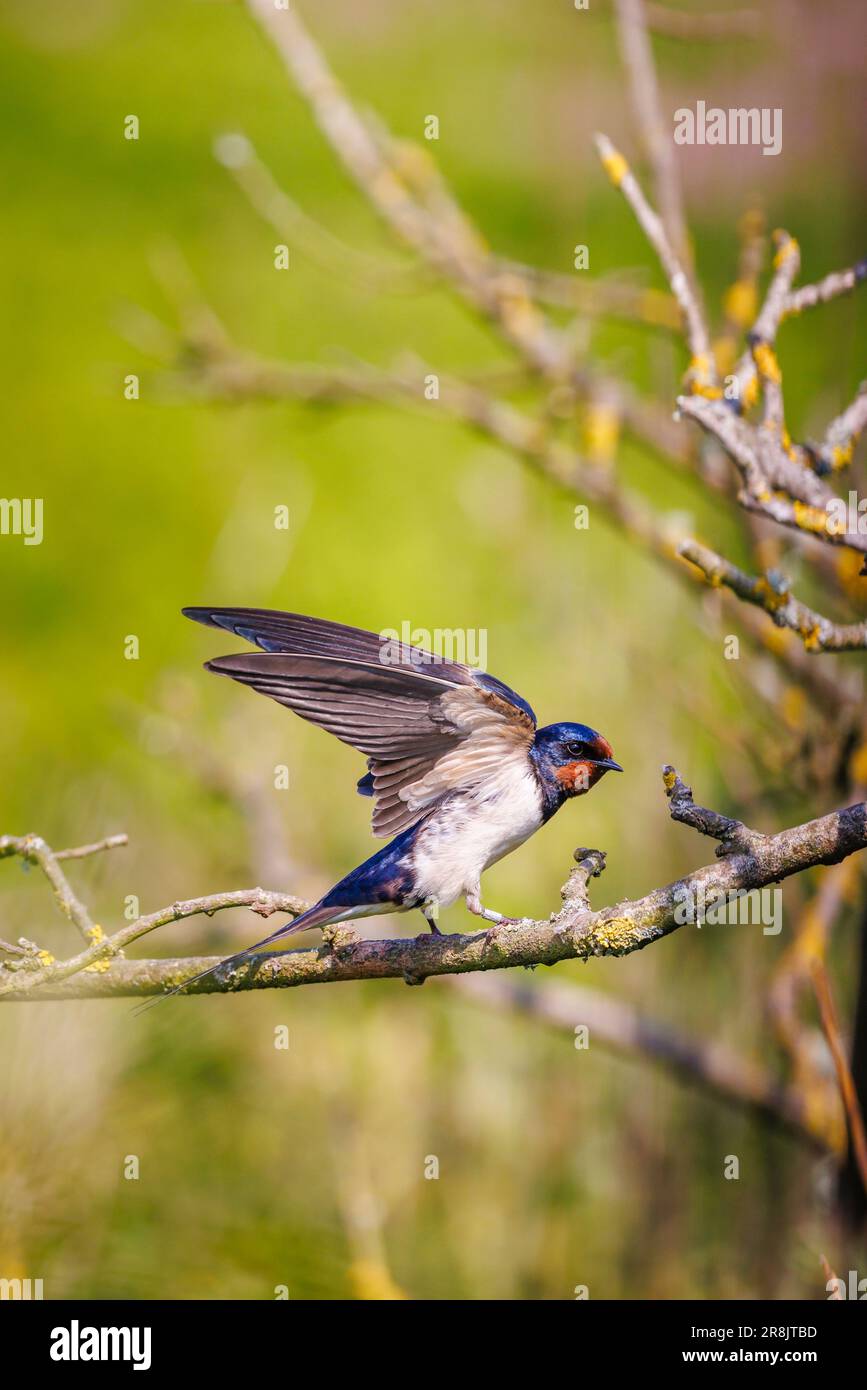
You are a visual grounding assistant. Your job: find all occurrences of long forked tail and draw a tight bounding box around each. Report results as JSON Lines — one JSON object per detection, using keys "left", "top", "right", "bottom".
{"left": 132, "top": 901, "right": 339, "bottom": 1016}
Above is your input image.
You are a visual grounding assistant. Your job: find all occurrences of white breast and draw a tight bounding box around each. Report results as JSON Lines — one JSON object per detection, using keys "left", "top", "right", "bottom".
{"left": 412, "top": 758, "right": 544, "bottom": 908}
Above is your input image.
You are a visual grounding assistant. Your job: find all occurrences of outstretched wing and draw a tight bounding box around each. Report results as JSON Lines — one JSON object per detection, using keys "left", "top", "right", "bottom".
{"left": 183, "top": 607, "right": 536, "bottom": 837}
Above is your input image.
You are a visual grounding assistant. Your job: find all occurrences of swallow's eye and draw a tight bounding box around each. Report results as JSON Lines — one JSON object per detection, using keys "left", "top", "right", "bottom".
{"left": 565, "top": 740, "right": 587, "bottom": 759}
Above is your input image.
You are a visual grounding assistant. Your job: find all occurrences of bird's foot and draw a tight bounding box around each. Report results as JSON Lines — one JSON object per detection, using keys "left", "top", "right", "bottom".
{"left": 483, "top": 914, "right": 528, "bottom": 946}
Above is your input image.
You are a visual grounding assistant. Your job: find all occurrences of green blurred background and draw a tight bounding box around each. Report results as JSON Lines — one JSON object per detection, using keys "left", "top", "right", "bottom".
{"left": 1, "top": 0, "right": 865, "bottom": 1298}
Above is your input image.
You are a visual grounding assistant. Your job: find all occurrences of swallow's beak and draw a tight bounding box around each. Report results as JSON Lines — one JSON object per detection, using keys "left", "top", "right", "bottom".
{"left": 594, "top": 757, "right": 623, "bottom": 772}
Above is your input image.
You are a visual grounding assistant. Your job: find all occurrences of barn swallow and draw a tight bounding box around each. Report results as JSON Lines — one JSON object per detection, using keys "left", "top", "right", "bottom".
{"left": 163, "top": 608, "right": 621, "bottom": 998}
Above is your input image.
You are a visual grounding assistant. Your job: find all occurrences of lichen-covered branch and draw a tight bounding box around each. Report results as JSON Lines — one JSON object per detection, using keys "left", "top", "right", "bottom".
{"left": 593, "top": 132, "right": 715, "bottom": 389}
{"left": 809, "top": 381, "right": 867, "bottom": 476}
{"left": 3, "top": 770, "right": 865, "bottom": 1004}
{"left": 679, "top": 538, "right": 867, "bottom": 652}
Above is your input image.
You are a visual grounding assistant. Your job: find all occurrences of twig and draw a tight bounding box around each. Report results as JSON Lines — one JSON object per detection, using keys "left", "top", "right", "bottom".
{"left": 593, "top": 133, "right": 714, "bottom": 390}
{"left": 0, "top": 833, "right": 126, "bottom": 946}
{"left": 732, "top": 229, "right": 800, "bottom": 411}
{"left": 55, "top": 834, "right": 129, "bottom": 862}
{"left": 784, "top": 259, "right": 867, "bottom": 318}
{"left": 768, "top": 856, "right": 862, "bottom": 1153}
{"left": 807, "top": 382, "right": 867, "bottom": 477}
{"left": 662, "top": 765, "right": 765, "bottom": 853}
{"left": 811, "top": 959, "right": 867, "bottom": 1200}
{"left": 821, "top": 1253, "right": 844, "bottom": 1298}
{"left": 614, "top": 0, "right": 694, "bottom": 273}
{"left": 212, "top": 131, "right": 421, "bottom": 292}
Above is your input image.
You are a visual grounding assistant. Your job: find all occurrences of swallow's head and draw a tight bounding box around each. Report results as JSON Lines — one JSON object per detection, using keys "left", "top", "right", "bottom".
{"left": 532, "top": 721, "right": 622, "bottom": 798}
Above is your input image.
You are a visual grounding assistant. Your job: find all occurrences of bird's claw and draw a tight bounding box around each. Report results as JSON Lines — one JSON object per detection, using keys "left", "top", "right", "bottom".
{"left": 484, "top": 915, "right": 526, "bottom": 945}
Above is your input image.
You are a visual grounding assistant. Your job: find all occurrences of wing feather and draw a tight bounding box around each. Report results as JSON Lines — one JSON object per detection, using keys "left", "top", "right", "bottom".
{"left": 185, "top": 608, "right": 536, "bottom": 837}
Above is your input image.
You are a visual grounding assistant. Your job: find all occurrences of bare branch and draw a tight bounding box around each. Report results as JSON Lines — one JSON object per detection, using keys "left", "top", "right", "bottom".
{"left": 811, "top": 959, "right": 867, "bottom": 1199}
{"left": 768, "top": 856, "right": 862, "bottom": 1150}
{"left": 453, "top": 973, "right": 829, "bottom": 1149}
{"left": 784, "top": 258, "right": 867, "bottom": 318}
{"left": 212, "top": 131, "right": 421, "bottom": 292}
{"left": 614, "top": 0, "right": 694, "bottom": 273}
{"left": 245, "top": 0, "right": 572, "bottom": 381}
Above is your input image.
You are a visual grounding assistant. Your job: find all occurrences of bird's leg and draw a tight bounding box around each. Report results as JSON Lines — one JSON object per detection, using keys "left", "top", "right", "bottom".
{"left": 465, "top": 887, "right": 520, "bottom": 931}
{"left": 420, "top": 899, "right": 441, "bottom": 935}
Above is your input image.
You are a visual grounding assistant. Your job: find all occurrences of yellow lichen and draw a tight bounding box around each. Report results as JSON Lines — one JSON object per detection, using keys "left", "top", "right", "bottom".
{"left": 838, "top": 548, "right": 867, "bottom": 597}
{"left": 37, "top": 950, "right": 55, "bottom": 966}
{"left": 752, "top": 341, "right": 781, "bottom": 383}
{"left": 348, "top": 1259, "right": 408, "bottom": 1301}
{"left": 850, "top": 742, "right": 867, "bottom": 787}
{"left": 755, "top": 577, "right": 788, "bottom": 612}
{"left": 601, "top": 147, "right": 628, "bottom": 187}
{"left": 772, "top": 233, "right": 799, "bottom": 268}
{"left": 722, "top": 278, "right": 758, "bottom": 329}
{"left": 741, "top": 373, "right": 760, "bottom": 412}
{"left": 685, "top": 354, "right": 721, "bottom": 399}
{"left": 781, "top": 686, "right": 807, "bottom": 731}
{"left": 590, "top": 915, "right": 637, "bottom": 953}
{"left": 792, "top": 499, "right": 832, "bottom": 535}
{"left": 84, "top": 957, "right": 113, "bottom": 974}
{"left": 831, "top": 441, "right": 854, "bottom": 471}
{"left": 584, "top": 402, "right": 620, "bottom": 465}
{"left": 713, "top": 335, "right": 736, "bottom": 376}
{"left": 761, "top": 624, "right": 791, "bottom": 656}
